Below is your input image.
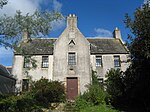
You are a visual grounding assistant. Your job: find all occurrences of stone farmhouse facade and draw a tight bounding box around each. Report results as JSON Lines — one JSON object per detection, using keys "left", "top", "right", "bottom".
{"left": 12, "top": 14, "right": 130, "bottom": 100}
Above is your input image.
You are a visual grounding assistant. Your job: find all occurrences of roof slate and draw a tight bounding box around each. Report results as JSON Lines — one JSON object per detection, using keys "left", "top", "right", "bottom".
{"left": 0, "top": 65, "right": 15, "bottom": 80}
{"left": 15, "top": 38, "right": 128, "bottom": 55}
{"left": 15, "top": 38, "right": 57, "bottom": 55}
{"left": 87, "top": 38, "right": 128, "bottom": 54}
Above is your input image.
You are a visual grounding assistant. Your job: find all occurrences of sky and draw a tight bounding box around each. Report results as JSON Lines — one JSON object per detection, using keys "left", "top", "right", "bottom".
{"left": 0, "top": 0, "right": 146, "bottom": 66}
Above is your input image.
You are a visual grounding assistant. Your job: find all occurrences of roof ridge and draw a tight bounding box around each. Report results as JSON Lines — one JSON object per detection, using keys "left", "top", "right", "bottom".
{"left": 31, "top": 38, "right": 58, "bottom": 40}
{"left": 86, "top": 37, "right": 114, "bottom": 39}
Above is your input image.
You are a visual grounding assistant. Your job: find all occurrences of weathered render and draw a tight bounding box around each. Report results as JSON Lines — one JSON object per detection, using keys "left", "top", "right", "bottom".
{"left": 12, "top": 14, "right": 130, "bottom": 99}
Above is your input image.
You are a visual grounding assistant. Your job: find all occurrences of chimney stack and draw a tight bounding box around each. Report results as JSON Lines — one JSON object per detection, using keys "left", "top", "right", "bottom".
{"left": 67, "top": 14, "right": 77, "bottom": 28}
{"left": 22, "top": 29, "right": 30, "bottom": 42}
{"left": 113, "top": 27, "right": 124, "bottom": 44}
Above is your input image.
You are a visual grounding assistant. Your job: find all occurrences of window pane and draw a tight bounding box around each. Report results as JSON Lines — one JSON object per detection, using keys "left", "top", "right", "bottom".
{"left": 68, "top": 52, "right": 76, "bottom": 65}
{"left": 42, "top": 56, "right": 49, "bottom": 68}
{"left": 114, "top": 56, "right": 120, "bottom": 67}
{"left": 24, "top": 57, "right": 30, "bottom": 68}
{"left": 96, "top": 56, "right": 102, "bottom": 67}
{"left": 22, "top": 79, "right": 29, "bottom": 91}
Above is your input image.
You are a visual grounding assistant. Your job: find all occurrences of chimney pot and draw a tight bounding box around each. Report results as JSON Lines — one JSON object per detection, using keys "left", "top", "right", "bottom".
{"left": 67, "top": 14, "right": 77, "bottom": 28}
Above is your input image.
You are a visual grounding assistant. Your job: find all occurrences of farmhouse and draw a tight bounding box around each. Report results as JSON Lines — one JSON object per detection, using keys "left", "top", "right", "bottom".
{"left": 12, "top": 14, "right": 130, "bottom": 100}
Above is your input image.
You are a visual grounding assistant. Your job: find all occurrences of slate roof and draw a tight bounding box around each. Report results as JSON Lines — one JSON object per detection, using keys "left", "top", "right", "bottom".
{"left": 15, "top": 38, "right": 128, "bottom": 55}
{"left": 87, "top": 38, "right": 128, "bottom": 54}
{"left": 15, "top": 38, "right": 57, "bottom": 55}
{"left": 0, "top": 65, "right": 16, "bottom": 80}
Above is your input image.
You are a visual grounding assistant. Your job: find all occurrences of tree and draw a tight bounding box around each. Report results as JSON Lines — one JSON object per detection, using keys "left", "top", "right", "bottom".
{"left": 0, "top": 10, "right": 63, "bottom": 72}
{"left": 0, "top": 0, "right": 8, "bottom": 8}
{"left": 123, "top": 2, "right": 150, "bottom": 111}
{"left": 105, "top": 69, "right": 125, "bottom": 107}
{"left": 0, "top": 10, "right": 63, "bottom": 48}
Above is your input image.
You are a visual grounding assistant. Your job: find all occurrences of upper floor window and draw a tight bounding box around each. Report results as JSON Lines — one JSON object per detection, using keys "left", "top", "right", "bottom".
{"left": 96, "top": 56, "right": 102, "bottom": 67}
{"left": 42, "top": 56, "right": 49, "bottom": 68}
{"left": 114, "top": 56, "right": 121, "bottom": 67}
{"left": 68, "top": 52, "right": 76, "bottom": 65}
{"left": 24, "top": 56, "right": 30, "bottom": 68}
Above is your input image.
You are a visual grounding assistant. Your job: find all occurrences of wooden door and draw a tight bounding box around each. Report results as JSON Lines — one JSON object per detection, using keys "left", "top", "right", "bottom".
{"left": 66, "top": 77, "right": 78, "bottom": 100}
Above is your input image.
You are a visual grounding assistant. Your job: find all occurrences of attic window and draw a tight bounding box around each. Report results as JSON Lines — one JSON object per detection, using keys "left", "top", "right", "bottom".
{"left": 69, "top": 40, "right": 75, "bottom": 45}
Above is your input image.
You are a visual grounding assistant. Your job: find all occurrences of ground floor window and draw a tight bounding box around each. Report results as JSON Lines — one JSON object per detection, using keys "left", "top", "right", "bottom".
{"left": 98, "top": 78, "right": 104, "bottom": 85}
{"left": 22, "top": 79, "right": 29, "bottom": 91}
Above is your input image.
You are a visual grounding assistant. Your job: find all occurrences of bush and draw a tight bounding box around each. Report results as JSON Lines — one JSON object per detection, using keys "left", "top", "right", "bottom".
{"left": 31, "top": 78, "right": 65, "bottom": 107}
{"left": 75, "top": 96, "right": 92, "bottom": 110}
{"left": 105, "top": 68, "right": 125, "bottom": 106}
{"left": 81, "top": 84, "right": 107, "bottom": 105}
{"left": 80, "top": 104, "right": 119, "bottom": 112}
{"left": 0, "top": 94, "right": 43, "bottom": 112}
{"left": 0, "top": 78, "right": 65, "bottom": 111}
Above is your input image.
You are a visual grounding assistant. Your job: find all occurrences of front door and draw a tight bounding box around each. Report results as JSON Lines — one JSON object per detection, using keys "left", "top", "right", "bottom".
{"left": 66, "top": 77, "right": 78, "bottom": 100}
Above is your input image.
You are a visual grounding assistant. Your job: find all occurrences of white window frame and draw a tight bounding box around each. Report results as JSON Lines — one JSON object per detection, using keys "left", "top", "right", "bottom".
{"left": 68, "top": 52, "right": 76, "bottom": 65}
{"left": 42, "top": 56, "right": 49, "bottom": 68}
{"left": 114, "top": 56, "right": 121, "bottom": 67}
{"left": 96, "top": 56, "right": 102, "bottom": 67}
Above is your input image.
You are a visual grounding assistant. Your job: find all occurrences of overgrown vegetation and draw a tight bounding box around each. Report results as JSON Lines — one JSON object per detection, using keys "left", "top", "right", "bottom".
{"left": 123, "top": 3, "right": 150, "bottom": 111}
{"left": 73, "top": 70, "right": 118, "bottom": 112}
{"left": 0, "top": 78, "right": 65, "bottom": 112}
{"left": 104, "top": 3, "right": 150, "bottom": 111}
{"left": 105, "top": 69, "right": 125, "bottom": 108}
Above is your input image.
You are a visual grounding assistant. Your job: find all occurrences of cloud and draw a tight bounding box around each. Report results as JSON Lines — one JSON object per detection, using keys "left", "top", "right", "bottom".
{"left": 0, "top": 0, "right": 42, "bottom": 16}
{"left": 0, "top": 47, "right": 13, "bottom": 66}
{"left": 0, "top": 0, "right": 65, "bottom": 31}
{"left": 51, "top": 19, "right": 65, "bottom": 31}
{"left": 94, "top": 28, "right": 113, "bottom": 37}
{"left": 0, "top": 0, "right": 63, "bottom": 15}
{"left": 53, "top": 0, "right": 62, "bottom": 12}
{"left": 51, "top": 0, "right": 65, "bottom": 30}
{"left": 144, "top": 0, "right": 150, "bottom": 4}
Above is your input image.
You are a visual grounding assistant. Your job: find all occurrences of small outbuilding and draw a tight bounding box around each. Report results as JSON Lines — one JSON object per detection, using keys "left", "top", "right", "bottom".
{"left": 0, "top": 64, "right": 16, "bottom": 94}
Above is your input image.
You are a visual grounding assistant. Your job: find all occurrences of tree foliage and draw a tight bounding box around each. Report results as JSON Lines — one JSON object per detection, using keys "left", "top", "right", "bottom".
{"left": 105, "top": 3, "right": 150, "bottom": 111}
{"left": 105, "top": 69, "right": 125, "bottom": 107}
{"left": 0, "top": 10, "right": 63, "bottom": 48}
{"left": 31, "top": 78, "right": 65, "bottom": 108}
{"left": 0, "top": 0, "right": 7, "bottom": 8}
{"left": 0, "top": 9, "right": 63, "bottom": 73}
{"left": 124, "top": 2, "right": 150, "bottom": 59}
{"left": 0, "top": 78, "right": 65, "bottom": 111}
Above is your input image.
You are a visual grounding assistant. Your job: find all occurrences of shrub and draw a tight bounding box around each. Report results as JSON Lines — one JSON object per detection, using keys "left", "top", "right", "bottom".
{"left": 0, "top": 78, "right": 65, "bottom": 111}
{"left": 0, "top": 94, "right": 43, "bottom": 112}
{"left": 105, "top": 68, "right": 125, "bottom": 107}
{"left": 31, "top": 78, "right": 65, "bottom": 107}
{"left": 80, "top": 104, "right": 119, "bottom": 112}
{"left": 81, "top": 84, "right": 107, "bottom": 105}
{"left": 75, "top": 96, "right": 92, "bottom": 110}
